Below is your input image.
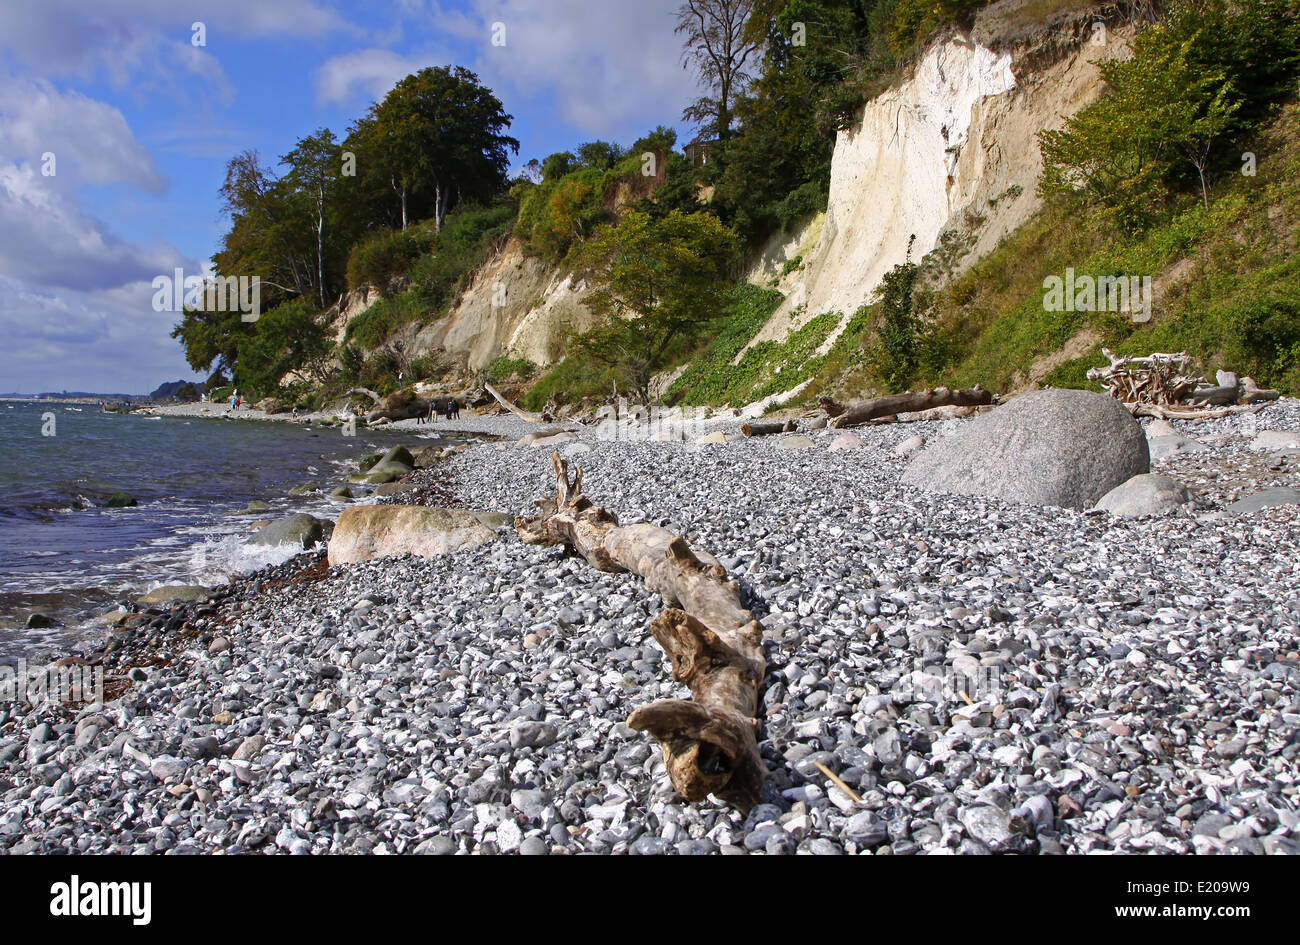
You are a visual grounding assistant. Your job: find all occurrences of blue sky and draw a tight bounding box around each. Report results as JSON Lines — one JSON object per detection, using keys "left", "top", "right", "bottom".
{"left": 0, "top": 0, "right": 699, "bottom": 394}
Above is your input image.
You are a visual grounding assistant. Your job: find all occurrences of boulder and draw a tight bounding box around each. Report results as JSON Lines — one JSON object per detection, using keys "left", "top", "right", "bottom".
{"left": 469, "top": 510, "right": 513, "bottom": 529}
{"left": 349, "top": 470, "right": 398, "bottom": 485}
{"left": 900, "top": 389, "right": 1149, "bottom": 510}
{"left": 775, "top": 434, "right": 815, "bottom": 450}
{"left": 894, "top": 434, "right": 925, "bottom": 456}
{"left": 519, "top": 431, "right": 578, "bottom": 448}
{"left": 366, "top": 389, "right": 428, "bottom": 423}
{"left": 357, "top": 453, "right": 383, "bottom": 472}
{"left": 695, "top": 431, "right": 728, "bottom": 445}
{"left": 239, "top": 500, "right": 272, "bottom": 515}
{"left": 1250, "top": 430, "right": 1300, "bottom": 452}
{"left": 137, "top": 584, "right": 210, "bottom": 605}
{"left": 828, "top": 432, "right": 863, "bottom": 452}
{"left": 249, "top": 513, "right": 330, "bottom": 549}
{"left": 25, "top": 613, "right": 59, "bottom": 629}
{"left": 379, "top": 445, "right": 416, "bottom": 468}
{"left": 329, "top": 486, "right": 353, "bottom": 499}
{"left": 355, "top": 458, "right": 412, "bottom": 483}
{"left": 1094, "top": 474, "right": 1194, "bottom": 517}
{"left": 327, "top": 506, "right": 497, "bottom": 565}
{"left": 104, "top": 491, "right": 137, "bottom": 508}
{"left": 1227, "top": 487, "right": 1300, "bottom": 515}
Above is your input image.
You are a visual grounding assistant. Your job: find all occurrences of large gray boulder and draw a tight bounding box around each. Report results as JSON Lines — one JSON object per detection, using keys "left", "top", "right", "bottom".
{"left": 901, "top": 389, "right": 1149, "bottom": 510}
{"left": 1094, "top": 474, "right": 1194, "bottom": 517}
{"left": 249, "top": 513, "right": 330, "bottom": 549}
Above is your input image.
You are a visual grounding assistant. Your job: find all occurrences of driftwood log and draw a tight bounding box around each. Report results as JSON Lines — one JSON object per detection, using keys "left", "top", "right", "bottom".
{"left": 819, "top": 386, "right": 993, "bottom": 428}
{"left": 1131, "top": 402, "right": 1270, "bottom": 420}
{"left": 741, "top": 419, "right": 796, "bottom": 437}
{"left": 484, "top": 380, "right": 546, "bottom": 423}
{"left": 515, "top": 452, "right": 766, "bottom": 809}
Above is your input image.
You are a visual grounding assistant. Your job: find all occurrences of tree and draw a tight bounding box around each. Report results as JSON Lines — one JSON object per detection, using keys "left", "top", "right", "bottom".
{"left": 716, "top": 0, "right": 880, "bottom": 242}
{"left": 216, "top": 150, "right": 313, "bottom": 302}
{"left": 281, "top": 128, "right": 343, "bottom": 306}
{"left": 170, "top": 305, "right": 250, "bottom": 380}
{"left": 1040, "top": 20, "right": 1242, "bottom": 227}
{"left": 573, "top": 210, "right": 739, "bottom": 401}
{"left": 546, "top": 169, "right": 605, "bottom": 247}
{"left": 368, "top": 66, "right": 519, "bottom": 231}
{"left": 235, "top": 300, "right": 331, "bottom": 396}
{"left": 576, "top": 140, "right": 626, "bottom": 170}
{"left": 675, "top": 0, "right": 762, "bottom": 141}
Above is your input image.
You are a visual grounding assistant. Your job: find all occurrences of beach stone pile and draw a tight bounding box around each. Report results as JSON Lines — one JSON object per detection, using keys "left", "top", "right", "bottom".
{"left": 0, "top": 400, "right": 1298, "bottom": 854}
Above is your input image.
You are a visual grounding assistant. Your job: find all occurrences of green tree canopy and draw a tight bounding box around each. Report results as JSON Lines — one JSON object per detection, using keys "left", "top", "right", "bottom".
{"left": 366, "top": 66, "right": 519, "bottom": 231}
{"left": 572, "top": 210, "right": 739, "bottom": 401}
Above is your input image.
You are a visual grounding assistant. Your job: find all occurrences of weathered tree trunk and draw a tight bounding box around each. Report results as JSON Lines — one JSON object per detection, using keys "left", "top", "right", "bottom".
{"left": 346, "top": 388, "right": 382, "bottom": 405}
{"left": 484, "top": 381, "right": 546, "bottom": 422}
{"left": 515, "top": 452, "right": 766, "bottom": 809}
{"left": 741, "top": 419, "right": 796, "bottom": 437}
{"left": 821, "top": 386, "right": 993, "bottom": 428}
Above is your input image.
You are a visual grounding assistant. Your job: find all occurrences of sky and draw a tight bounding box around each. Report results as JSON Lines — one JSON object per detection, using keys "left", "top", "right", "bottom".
{"left": 0, "top": 0, "right": 700, "bottom": 394}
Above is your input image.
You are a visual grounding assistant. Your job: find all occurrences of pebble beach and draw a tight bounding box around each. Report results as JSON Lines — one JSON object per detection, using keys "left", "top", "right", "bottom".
{"left": 2, "top": 401, "right": 1299, "bottom": 855}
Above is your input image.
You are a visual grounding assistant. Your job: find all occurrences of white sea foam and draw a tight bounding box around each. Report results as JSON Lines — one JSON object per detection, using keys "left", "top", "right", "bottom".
{"left": 185, "top": 532, "right": 306, "bottom": 586}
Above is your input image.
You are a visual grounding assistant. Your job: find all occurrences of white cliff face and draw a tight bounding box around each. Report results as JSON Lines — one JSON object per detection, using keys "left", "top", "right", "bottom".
{"left": 411, "top": 238, "right": 597, "bottom": 370}
{"left": 746, "top": 30, "right": 1127, "bottom": 354}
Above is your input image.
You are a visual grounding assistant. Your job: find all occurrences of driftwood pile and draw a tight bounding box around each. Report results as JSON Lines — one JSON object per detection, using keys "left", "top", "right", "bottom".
{"left": 1086, "top": 348, "right": 1279, "bottom": 418}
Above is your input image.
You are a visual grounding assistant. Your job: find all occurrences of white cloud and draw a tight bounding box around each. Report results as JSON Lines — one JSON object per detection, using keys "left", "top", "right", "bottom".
{"left": 313, "top": 0, "right": 700, "bottom": 141}
{"left": 0, "top": 275, "right": 197, "bottom": 394}
{"left": 314, "top": 48, "right": 442, "bottom": 106}
{"left": 0, "top": 77, "right": 168, "bottom": 192}
{"left": 0, "top": 162, "right": 190, "bottom": 292}
{"left": 0, "top": 1, "right": 348, "bottom": 83}
{"left": 458, "top": 0, "right": 699, "bottom": 136}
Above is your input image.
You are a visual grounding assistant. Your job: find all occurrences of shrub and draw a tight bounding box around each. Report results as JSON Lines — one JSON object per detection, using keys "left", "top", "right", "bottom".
{"left": 487, "top": 356, "right": 538, "bottom": 381}
{"left": 346, "top": 226, "right": 437, "bottom": 292}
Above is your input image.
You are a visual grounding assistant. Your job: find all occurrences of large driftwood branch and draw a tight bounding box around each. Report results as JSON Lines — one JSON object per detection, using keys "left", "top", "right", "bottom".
{"left": 515, "top": 452, "right": 766, "bottom": 809}
{"left": 346, "top": 387, "right": 382, "bottom": 405}
{"left": 1131, "top": 402, "right": 1269, "bottom": 420}
{"left": 484, "top": 380, "right": 546, "bottom": 423}
{"left": 820, "top": 386, "right": 993, "bottom": 428}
